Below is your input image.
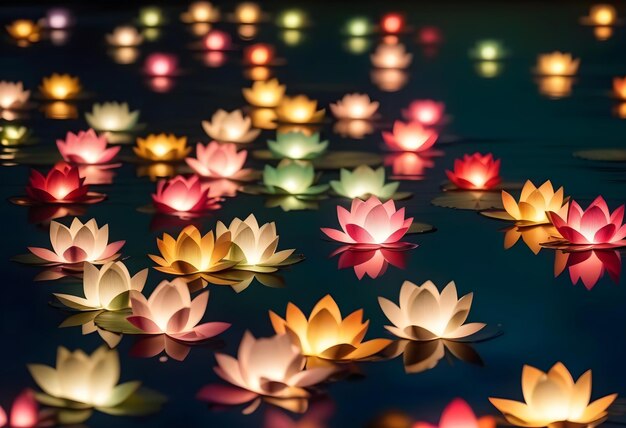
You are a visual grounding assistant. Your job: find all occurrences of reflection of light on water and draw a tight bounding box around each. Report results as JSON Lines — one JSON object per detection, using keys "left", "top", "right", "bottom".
{"left": 246, "top": 66, "right": 271, "bottom": 81}
{"left": 281, "top": 30, "right": 303, "bottom": 46}
{"left": 537, "top": 76, "right": 573, "bottom": 99}
{"left": 370, "top": 69, "right": 408, "bottom": 92}
{"left": 593, "top": 26, "right": 613, "bottom": 40}
{"left": 111, "top": 47, "right": 139, "bottom": 64}
{"left": 43, "top": 102, "right": 77, "bottom": 119}
{"left": 475, "top": 61, "right": 502, "bottom": 78}
{"left": 238, "top": 24, "right": 257, "bottom": 40}
{"left": 344, "top": 37, "right": 370, "bottom": 55}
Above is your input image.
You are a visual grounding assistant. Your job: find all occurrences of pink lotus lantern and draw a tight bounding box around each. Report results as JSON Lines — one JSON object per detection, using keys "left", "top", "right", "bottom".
{"left": 0, "top": 389, "right": 46, "bottom": 428}
{"left": 413, "top": 398, "right": 496, "bottom": 428}
{"left": 203, "top": 30, "right": 231, "bottom": 50}
{"left": 144, "top": 53, "right": 178, "bottom": 76}
{"left": 445, "top": 153, "right": 501, "bottom": 190}
{"left": 548, "top": 196, "right": 626, "bottom": 248}
{"left": 185, "top": 142, "right": 250, "bottom": 180}
{"left": 380, "top": 13, "right": 404, "bottom": 34}
{"left": 402, "top": 100, "right": 445, "bottom": 126}
{"left": 555, "top": 250, "right": 621, "bottom": 290}
{"left": 128, "top": 278, "right": 230, "bottom": 344}
{"left": 321, "top": 196, "right": 414, "bottom": 249}
{"left": 56, "top": 129, "right": 120, "bottom": 165}
{"left": 152, "top": 175, "right": 220, "bottom": 214}
{"left": 382, "top": 121, "right": 438, "bottom": 152}
{"left": 25, "top": 162, "right": 104, "bottom": 204}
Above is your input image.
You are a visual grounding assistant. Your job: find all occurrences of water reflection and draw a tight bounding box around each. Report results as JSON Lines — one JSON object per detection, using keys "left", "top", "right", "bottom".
{"left": 414, "top": 398, "right": 496, "bottom": 428}
{"left": 385, "top": 152, "right": 435, "bottom": 180}
{"left": 333, "top": 247, "right": 409, "bottom": 280}
{"left": 536, "top": 76, "right": 575, "bottom": 98}
{"left": 263, "top": 398, "right": 334, "bottom": 428}
{"left": 503, "top": 224, "right": 558, "bottom": 255}
{"left": 554, "top": 249, "right": 622, "bottom": 289}
{"left": 333, "top": 119, "right": 374, "bottom": 139}
{"left": 386, "top": 339, "right": 484, "bottom": 374}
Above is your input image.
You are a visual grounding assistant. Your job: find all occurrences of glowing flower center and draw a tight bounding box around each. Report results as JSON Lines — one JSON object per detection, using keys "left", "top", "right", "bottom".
{"left": 593, "top": 8, "right": 615, "bottom": 25}
{"left": 152, "top": 142, "right": 170, "bottom": 156}
{"left": 399, "top": 134, "right": 424, "bottom": 150}
{"left": 549, "top": 61, "right": 567, "bottom": 75}
{"left": 51, "top": 85, "right": 69, "bottom": 98}
{"left": 152, "top": 60, "right": 171, "bottom": 75}
{"left": 417, "top": 108, "right": 436, "bottom": 123}
{"left": 224, "top": 126, "right": 243, "bottom": 140}
{"left": 282, "top": 178, "right": 301, "bottom": 193}
{"left": 348, "top": 103, "right": 366, "bottom": 117}
{"left": 480, "top": 45, "right": 498, "bottom": 60}
{"left": 51, "top": 185, "right": 71, "bottom": 199}
{"left": 192, "top": 6, "right": 212, "bottom": 22}
{"left": 117, "top": 30, "right": 136, "bottom": 45}
{"left": 468, "top": 172, "right": 488, "bottom": 188}
{"left": 250, "top": 48, "right": 269, "bottom": 64}
{"left": 13, "top": 22, "right": 34, "bottom": 37}
{"left": 287, "top": 145, "right": 304, "bottom": 158}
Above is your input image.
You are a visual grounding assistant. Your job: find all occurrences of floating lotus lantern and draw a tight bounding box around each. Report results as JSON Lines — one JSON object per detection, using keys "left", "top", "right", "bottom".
{"left": 28, "top": 218, "right": 124, "bottom": 265}
{"left": 244, "top": 43, "right": 275, "bottom": 66}
{"left": 263, "top": 160, "right": 328, "bottom": 195}
{"left": 139, "top": 6, "right": 164, "bottom": 27}
{"left": 57, "top": 129, "right": 120, "bottom": 165}
{"left": 152, "top": 175, "right": 220, "bottom": 214}
{"left": 186, "top": 142, "right": 251, "bottom": 179}
{"left": 445, "top": 153, "right": 501, "bottom": 190}
{"left": 414, "top": 399, "right": 495, "bottom": 428}
{"left": 268, "top": 132, "right": 328, "bottom": 159}
{"left": 345, "top": 17, "right": 373, "bottom": 37}
{"left": 234, "top": 2, "right": 262, "bottom": 24}
{"left": 149, "top": 226, "right": 235, "bottom": 275}
{"left": 491, "top": 180, "right": 569, "bottom": 224}
{"left": 321, "top": 196, "right": 414, "bottom": 248}
{"left": 470, "top": 40, "right": 506, "bottom": 61}
{"left": 330, "top": 93, "right": 379, "bottom": 120}
{"left": 85, "top": 102, "right": 140, "bottom": 132}
{"left": 371, "top": 43, "right": 412, "bottom": 69}
{"left": 555, "top": 249, "right": 621, "bottom": 290}
{"left": 0, "top": 390, "right": 43, "bottom": 428}
{"left": 197, "top": 332, "right": 335, "bottom": 414}
{"left": 490, "top": 363, "right": 617, "bottom": 428}
{"left": 243, "top": 79, "right": 286, "bottom": 107}
{"left": 277, "top": 9, "right": 306, "bottom": 29}
{"left": 181, "top": 1, "right": 219, "bottom": 23}
{"left": 134, "top": 133, "right": 190, "bottom": 162}
{"left": 379, "top": 280, "right": 485, "bottom": 341}
{"left": 380, "top": 13, "right": 405, "bottom": 34}
{"left": 6, "top": 20, "right": 40, "bottom": 43}
{"left": 613, "top": 76, "right": 626, "bottom": 100}
{"left": 45, "top": 8, "right": 73, "bottom": 29}
{"left": 106, "top": 25, "right": 143, "bottom": 46}
{"left": 216, "top": 214, "right": 301, "bottom": 272}
{"left": 383, "top": 121, "right": 438, "bottom": 152}
{"left": 276, "top": 95, "right": 325, "bottom": 124}
{"left": 331, "top": 166, "right": 399, "bottom": 200}
{"left": 402, "top": 100, "right": 445, "bottom": 126}
{"left": 39, "top": 74, "right": 81, "bottom": 100}
{"left": 128, "top": 278, "right": 230, "bottom": 342}
{"left": 547, "top": 196, "right": 626, "bottom": 248}
{"left": 582, "top": 4, "right": 618, "bottom": 26}
{"left": 535, "top": 52, "right": 580, "bottom": 76}
{"left": 202, "top": 109, "right": 260, "bottom": 143}
{"left": 144, "top": 53, "right": 178, "bottom": 77}
{"left": 270, "top": 295, "right": 391, "bottom": 363}
{"left": 54, "top": 261, "right": 147, "bottom": 311}
{"left": 24, "top": 162, "right": 104, "bottom": 204}
{"left": 0, "top": 81, "right": 30, "bottom": 110}
{"left": 203, "top": 30, "right": 231, "bottom": 50}
{"left": 28, "top": 346, "right": 148, "bottom": 418}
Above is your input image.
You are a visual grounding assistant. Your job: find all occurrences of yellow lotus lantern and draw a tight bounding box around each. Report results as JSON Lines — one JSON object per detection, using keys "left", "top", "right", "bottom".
{"left": 242, "top": 79, "right": 286, "bottom": 107}
{"left": 535, "top": 52, "right": 580, "bottom": 76}
{"left": 275, "top": 95, "right": 325, "bottom": 124}
{"left": 270, "top": 295, "right": 391, "bottom": 363}
{"left": 149, "top": 226, "right": 237, "bottom": 275}
{"left": 39, "top": 74, "right": 81, "bottom": 100}
{"left": 490, "top": 363, "right": 617, "bottom": 428}
{"left": 134, "top": 133, "right": 190, "bottom": 161}
{"left": 181, "top": 1, "right": 219, "bottom": 23}
{"left": 28, "top": 346, "right": 145, "bottom": 415}
{"left": 582, "top": 4, "right": 617, "bottom": 26}
{"left": 6, "top": 19, "right": 40, "bottom": 43}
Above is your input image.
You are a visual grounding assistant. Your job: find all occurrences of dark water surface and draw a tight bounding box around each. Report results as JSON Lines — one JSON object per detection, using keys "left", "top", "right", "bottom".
{"left": 0, "top": 2, "right": 625, "bottom": 427}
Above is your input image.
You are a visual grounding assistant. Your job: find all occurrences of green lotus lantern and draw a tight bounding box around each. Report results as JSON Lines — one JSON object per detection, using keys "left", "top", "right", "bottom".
{"left": 263, "top": 160, "right": 328, "bottom": 195}
{"left": 268, "top": 131, "right": 328, "bottom": 160}
{"left": 330, "top": 165, "right": 399, "bottom": 199}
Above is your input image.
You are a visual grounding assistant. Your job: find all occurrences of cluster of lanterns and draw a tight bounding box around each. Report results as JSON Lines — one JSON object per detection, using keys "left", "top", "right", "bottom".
{"left": 2, "top": 1, "right": 625, "bottom": 426}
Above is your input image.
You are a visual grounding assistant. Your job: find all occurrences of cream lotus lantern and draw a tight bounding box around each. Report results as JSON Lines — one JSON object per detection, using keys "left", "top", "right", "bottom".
{"left": 106, "top": 26, "right": 143, "bottom": 47}
{"left": 85, "top": 102, "right": 140, "bottom": 132}
{"left": 270, "top": 295, "right": 391, "bottom": 363}
{"left": 202, "top": 109, "right": 260, "bottom": 143}
{"left": 181, "top": 2, "right": 219, "bottom": 23}
{"left": 490, "top": 363, "right": 617, "bottom": 428}
{"left": 0, "top": 81, "right": 30, "bottom": 110}
{"left": 54, "top": 261, "right": 147, "bottom": 311}
{"left": 330, "top": 93, "right": 379, "bottom": 120}
{"left": 234, "top": 2, "right": 262, "bottom": 24}
{"left": 370, "top": 43, "right": 412, "bottom": 69}
{"left": 379, "top": 280, "right": 486, "bottom": 341}
{"left": 242, "top": 79, "right": 286, "bottom": 107}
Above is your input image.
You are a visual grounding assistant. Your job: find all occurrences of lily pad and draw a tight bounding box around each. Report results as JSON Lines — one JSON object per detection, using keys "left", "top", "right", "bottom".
{"left": 574, "top": 149, "right": 626, "bottom": 162}
{"left": 440, "top": 181, "right": 523, "bottom": 192}
{"left": 252, "top": 150, "right": 383, "bottom": 170}
{"left": 99, "top": 387, "right": 166, "bottom": 416}
{"left": 329, "top": 190, "right": 413, "bottom": 201}
{"left": 479, "top": 210, "right": 514, "bottom": 221}
{"left": 407, "top": 222, "right": 437, "bottom": 234}
{"left": 431, "top": 191, "right": 504, "bottom": 211}
{"left": 94, "top": 309, "right": 145, "bottom": 334}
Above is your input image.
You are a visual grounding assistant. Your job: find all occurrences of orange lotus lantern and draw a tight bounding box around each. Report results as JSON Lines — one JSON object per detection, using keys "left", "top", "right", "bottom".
{"left": 235, "top": 3, "right": 262, "bottom": 24}
{"left": 445, "top": 153, "right": 501, "bottom": 190}
{"left": 134, "top": 133, "right": 190, "bottom": 162}
{"left": 276, "top": 95, "right": 325, "bottom": 124}
{"left": 548, "top": 196, "right": 626, "bottom": 248}
{"left": 39, "top": 74, "right": 81, "bottom": 100}
{"left": 535, "top": 52, "right": 580, "bottom": 76}
{"left": 383, "top": 120, "right": 438, "bottom": 152}
{"left": 245, "top": 43, "right": 274, "bottom": 66}
{"left": 402, "top": 100, "right": 445, "bottom": 126}
{"left": 613, "top": 76, "right": 626, "bottom": 99}
{"left": 582, "top": 4, "right": 618, "bottom": 26}
{"left": 242, "top": 79, "right": 285, "bottom": 107}
{"left": 413, "top": 399, "right": 495, "bottom": 428}
{"left": 6, "top": 19, "right": 40, "bottom": 43}
{"left": 380, "top": 13, "right": 404, "bottom": 34}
